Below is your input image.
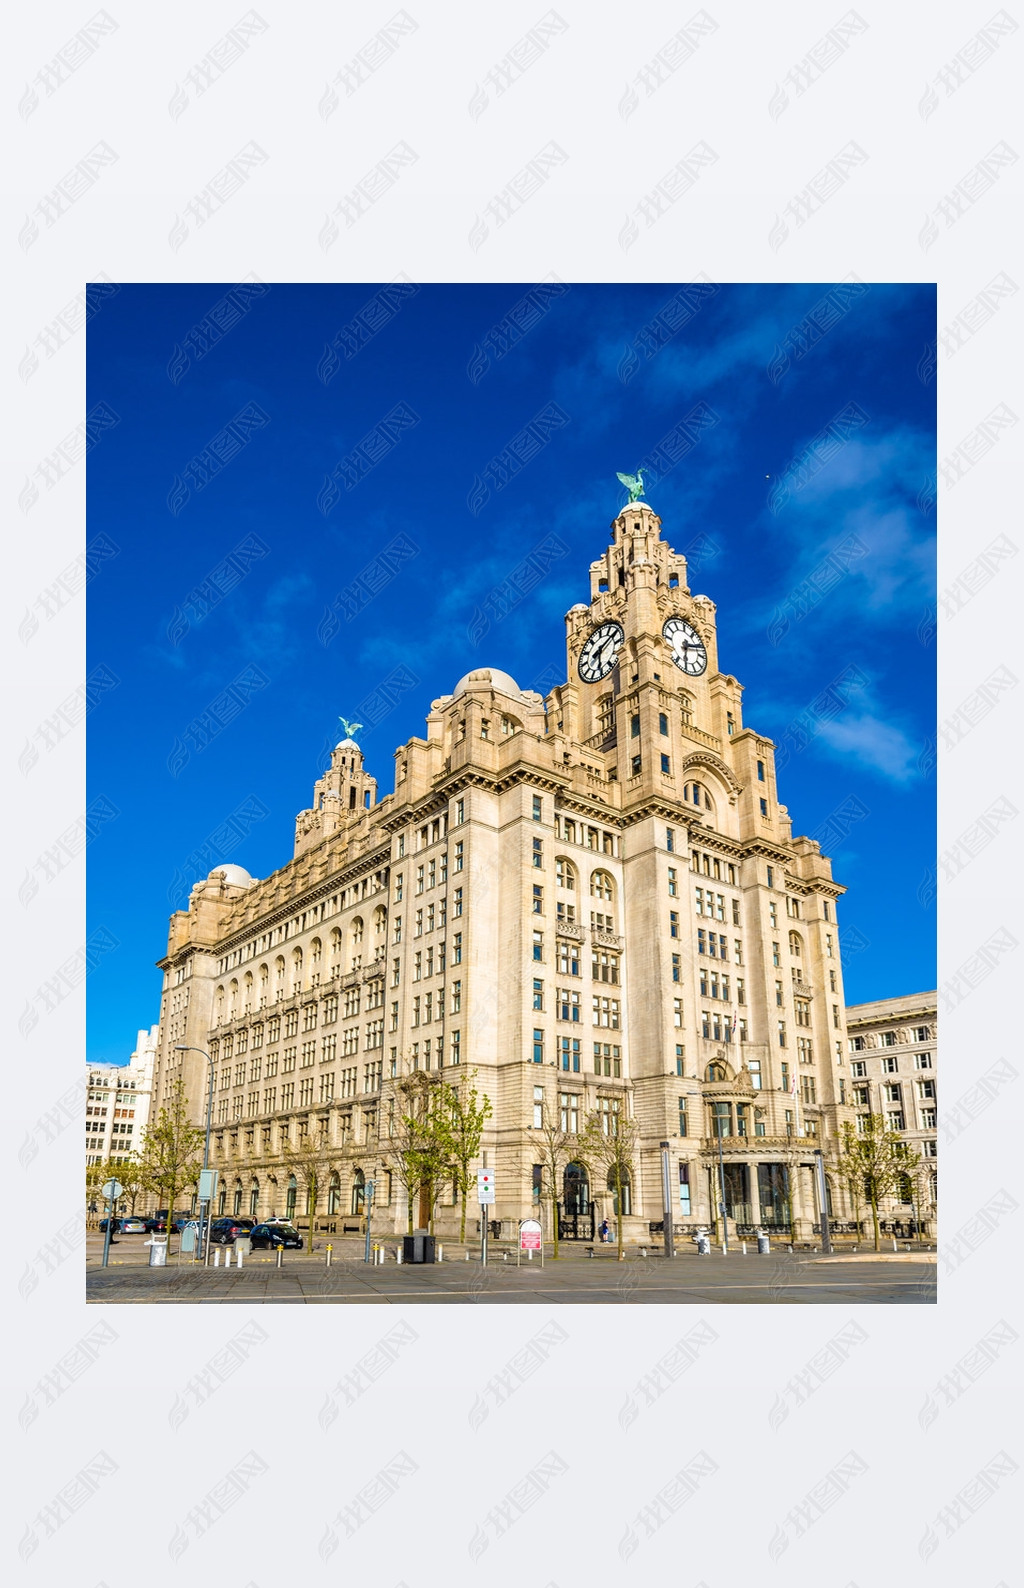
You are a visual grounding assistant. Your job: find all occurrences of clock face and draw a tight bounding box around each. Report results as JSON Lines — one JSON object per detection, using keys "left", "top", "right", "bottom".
{"left": 578, "top": 621, "right": 625, "bottom": 683}
{"left": 663, "top": 616, "right": 708, "bottom": 676}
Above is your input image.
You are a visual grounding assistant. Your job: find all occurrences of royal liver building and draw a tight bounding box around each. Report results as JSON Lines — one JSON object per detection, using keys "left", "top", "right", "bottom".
{"left": 153, "top": 494, "right": 861, "bottom": 1243}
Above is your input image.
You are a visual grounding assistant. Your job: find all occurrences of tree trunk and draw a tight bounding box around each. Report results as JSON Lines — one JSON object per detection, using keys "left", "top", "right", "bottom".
{"left": 615, "top": 1162, "right": 625, "bottom": 1261}
{"left": 459, "top": 1167, "right": 468, "bottom": 1242}
{"left": 551, "top": 1193, "right": 559, "bottom": 1258}
{"left": 870, "top": 1191, "right": 880, "bottom": 1252}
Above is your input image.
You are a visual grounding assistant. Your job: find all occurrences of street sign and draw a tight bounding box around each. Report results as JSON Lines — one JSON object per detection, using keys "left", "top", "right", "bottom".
{"left": 519, "top": 1219, "right": 542, "bottom": 1251}
{"left": 101, "top": 1179, "right": 123, "bottom": 1202}
{"left": 477, "top": 1169, "right": 495, "bottom": 1205}
{"left": 198, "top": 1168, "right": 218, "bottom": 1201}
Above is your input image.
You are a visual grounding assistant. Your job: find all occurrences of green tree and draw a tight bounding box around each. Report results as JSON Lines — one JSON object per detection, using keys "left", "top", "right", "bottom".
{"left": 581, "top": 1107, "right": 639, "bottom": 1262}
{"left": 109, "top": 1150, "right": 147, "bottom": 1214}
{"left": 440, "top": 1073, "right": 493, "bottom": 1241}
{"left": 384, "top": 1071, "right": 449, "bottom": 1233}
{"left": 137, "top": 1076, "right": 205, "bottom": 1243}
{"left": 834, "top": 1115, "right": 921, "bottom": 1251}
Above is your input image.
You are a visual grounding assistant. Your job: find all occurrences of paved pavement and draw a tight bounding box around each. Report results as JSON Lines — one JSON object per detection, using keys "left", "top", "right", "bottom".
{"left": 86, "top": 1234, "right": 936, "bottom": 1304}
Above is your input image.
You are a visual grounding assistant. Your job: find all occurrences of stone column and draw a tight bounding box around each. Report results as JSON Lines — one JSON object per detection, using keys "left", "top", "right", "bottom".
{"left": 747, "top": 1158, "right": 762, "bottom": 1227}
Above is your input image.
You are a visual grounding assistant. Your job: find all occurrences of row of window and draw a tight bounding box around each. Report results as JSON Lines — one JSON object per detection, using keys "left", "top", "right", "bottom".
{"left": 851, "top": 1053, "right": 933, "bottom": 1076}
{"left": 850, "top": 1026, "right": 932, "bottom": 1050}
{"left": 214, "top": 873, "right": 389, "bottom": 974}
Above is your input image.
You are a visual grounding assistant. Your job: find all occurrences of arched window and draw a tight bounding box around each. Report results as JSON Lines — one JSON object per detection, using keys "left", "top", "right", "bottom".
{"left": 590, "top": 869, "right": 614, "bottom": 903}
{"left": 243, "top": 971, "right": 253, "bottom": 1012}
{"left": 286, "top": 1175, "right": 297, "bottom": 1219}
{"left": 275, "top": 957, "right": 286, "bottom": 999}
{"left": 789, "top": 931, "right": 803, "bottom": 958}
{"left": 291, "top": 948, "right": 303, "bottom": 992}
{"left": 351, "top": 1169, "right": 366, "bottom": 1216}
{"left": 596, "top": 694, "right": 614, "bottom": 737}
{"left": 327, "top": 1172, "right": 341, "bottom": 1215}
{"left": 228, "top": 978, "right": 239, "bottom": 1018}
{"left": 555, "top": 858, "right": 577, "bottom": 890}
{"left": 351, "top": 916, "right": 364, "bottom": 944}
{"left": 233, "top": 1181, "right": 242, "bottom": 1216}
{"left": 680, "top": 693, "right": 694, "bottom": 727}
{"left": 249, "top": 1179, "right": 260, "bottom": 1218}
{"left": 215, "top": 985, "right": 225, "bottom": 1024}
{"left": 373, "top": 905, "right": 387, "bottom": 936}
{"left": 608, "top": 1167, "right": 632, "bottom": 1216}
{"left": 705, "top": 1061, "right": 726, "bottom": 1082}
{"left": 563, "top": 1162, "right": 590, "bottom": 1214}
{"left": 258, "top": 963, "right": 269, "bottom": 1008}
{"left": 311, "top": 937, "right": 322, "bottom": 969}
{"left": 329, "top": 928, "right": 342, "bottom": 975}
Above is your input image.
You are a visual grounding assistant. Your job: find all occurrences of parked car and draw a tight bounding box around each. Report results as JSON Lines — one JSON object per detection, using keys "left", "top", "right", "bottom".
{"left": 120, "top": 1217, "right": 147, "bottom": 1234}
{"left": 249, "top": 1222, "right": 303, "bottom": 1250}
{"left": 98, "top": 1217, "right": 122, "bottom": 1233}
{"left": 209, "top": 1218, "right": 256, "bottom": 1244}
{"left": 144, "top": 1213, "right": 189, "bottom": 1232}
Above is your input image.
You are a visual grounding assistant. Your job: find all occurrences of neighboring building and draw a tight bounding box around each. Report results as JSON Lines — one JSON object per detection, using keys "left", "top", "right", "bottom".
{"left": 86, "top": 1025, "right": 159, "bottom": 1167}
{"left": 149, "top": 494, "right": 914, "bottom": 1243}
{"left": 844, "top": 992, "right": 938, "bottom": 1233}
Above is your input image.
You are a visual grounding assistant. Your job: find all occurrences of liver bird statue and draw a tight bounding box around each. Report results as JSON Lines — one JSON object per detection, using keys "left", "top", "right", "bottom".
{"left": 338, "top": 717, "right": 363, "bottom": 739}
{"left": 616, "top": 469, "right": 645, "bottom": 502}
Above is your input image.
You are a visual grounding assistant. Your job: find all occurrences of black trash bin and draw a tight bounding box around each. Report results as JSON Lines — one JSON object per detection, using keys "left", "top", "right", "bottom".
{"left": 402, "top": 1233, "right": 436, "bottom": 1264}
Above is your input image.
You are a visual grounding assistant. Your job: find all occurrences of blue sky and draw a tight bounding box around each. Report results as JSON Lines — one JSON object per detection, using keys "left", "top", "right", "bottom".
{"left": 87, "top": 282, "right": 935, "bottom": 1063}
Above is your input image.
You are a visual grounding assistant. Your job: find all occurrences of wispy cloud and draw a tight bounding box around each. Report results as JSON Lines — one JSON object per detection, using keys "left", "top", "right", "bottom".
{"left": 816, "top": 711, "right": 922, "bottom": 783}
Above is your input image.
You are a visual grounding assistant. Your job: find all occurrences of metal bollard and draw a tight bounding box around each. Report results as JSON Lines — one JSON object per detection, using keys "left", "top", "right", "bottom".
{"left": 326, "top": 1245, "right": 332, "bottom": 1267}
{"left": 892, "top": 1237, "right": 897, "bottom": 1252}
{"left": 224, "top": 1249, "right": 232, "bottom": 1268}
{"left": 741, "top": 1242, "right": 747, "bottom": 1256}
{"left": 437, "top": 1244, "right": 443, "bottom": 1263}
{"left": 396, "top": 1247, "right": 402, "bottom": 1264}
{"left": 276, "top": 1246, "right": 283, "bottom": 1268}
{"left": 237, "top": 1250, "right": 244, "bottom": 1269}
{"left": 213, "top": 1248, "right": 221, "bottom": 1267}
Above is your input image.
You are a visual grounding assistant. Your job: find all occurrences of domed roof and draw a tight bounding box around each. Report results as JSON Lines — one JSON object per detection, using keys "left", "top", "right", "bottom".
{"left": 452, "top": 667, "right": 524, "bottom": 699}
{"left": 208, "top": 863, "right": 254, "bottom": 887}
{"left": 335, "top": 738, "right": 361, "bottom": 751}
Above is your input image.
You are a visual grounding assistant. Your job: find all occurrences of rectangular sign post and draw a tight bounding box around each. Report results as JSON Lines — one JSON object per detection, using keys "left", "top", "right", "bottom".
{"left": 478, "top": 1169, "right": 495, "bottom": 1265}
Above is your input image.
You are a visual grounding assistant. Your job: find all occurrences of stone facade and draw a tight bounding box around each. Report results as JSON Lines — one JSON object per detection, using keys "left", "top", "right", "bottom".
{"left": 843, "top": 992, "right": 938, "bottom": 1233}
{"left": 148, "top": 498, "right": 926, "bottom": 1245}
{"left": 86, "top": 1026, "right": 158, "bottom": 1169}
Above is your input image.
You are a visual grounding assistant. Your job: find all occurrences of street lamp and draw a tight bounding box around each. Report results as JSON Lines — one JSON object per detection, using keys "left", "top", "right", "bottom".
{"left": 659, "top": 1142, "right": 675, "bottom": 1259}
{"left": 175, "top": 1045, "right": 216, "bottom": 1266}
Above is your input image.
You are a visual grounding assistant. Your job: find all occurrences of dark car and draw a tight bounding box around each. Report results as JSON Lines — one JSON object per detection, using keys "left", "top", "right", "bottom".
{"left": 209, "top": 1218, "right": 256, "bottom": 1244}
{"left": 98, "top": 1217, "right": 122, "bottom": 1233}
{"left": 145, "top": 1212, "right": 190, "bottom": 1232}
{"left": 249, "top": 1222, "right": 303, "bottom": 1250}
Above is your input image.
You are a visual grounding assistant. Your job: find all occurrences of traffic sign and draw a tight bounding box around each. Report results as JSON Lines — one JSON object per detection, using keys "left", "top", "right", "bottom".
{"left": 101, "top": 1179, "right": 123, "bottom": 1202}
{"left": 477, "top": 1169, "right": 495, "bottom": 1205}
{"left": 198, "top": 1168, "right": 218, "bottom": 1202}
{"left": 519, "top": 1219, "right": 542, "bottom": 1251}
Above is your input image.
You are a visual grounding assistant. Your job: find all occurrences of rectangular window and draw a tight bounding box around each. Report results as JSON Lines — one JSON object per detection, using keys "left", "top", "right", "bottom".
{"left": 673, "top": 997, "right": 683, "bottom": 1028}
{"left": 451, "top": 1029, "right": 460, "bottom": 1065}
{"left": 671, "top": 953, "right": 681, "bottom": 983}
{"left": 832, "top": 1004, "right": 840, "bottom": 1029}
{"left": 757, "top": 760, "right": 765, "bottom": 780}
{"left": 557, "top": 989, "right": 582, "bottom": 1023}
{"left": 453, "top": 887, "right": 463, "bottom": 916}
{"left": 454, "top": 841, "right": 464, "bottom": 871}
{"left": 772, "top": 941, "right": 780, "bottom": 967}
{"left": 533, "top": 884, "right": 544, "bottom": 914}
{"left": 666, "top": 827, "right": 674, "bottom": 851}
{"left": 559, "top": 1093, "right": 579, "bottom": 1133}
{"left": 533, "top": 1086, "right": 544, "bottom": 1127}
{"left": 630, "top": 714, "right": 640, "bottom": 738}
{"left": 670, "top": 911, "right": 679, "bottom": 938}
{"left": 558, "top": 941, "right": 581, "bottom": 977}
{"left": 778, "top": 1020, "right": 787, "bottom": 1047}
{"left": 592, "top": 995, "right": 620, "bottom": 1028}
{"left": 455, "top": 798, "right": 465, "bottom": 824}
{"left": 678, "top": 1098, "right": 687, "bottom": 1136}
{"left": 915, "top": 1052, "right": 932, "bottom": 1069}
{"left": 631, "top": 755, "right": 642, "bottom": 774}
{"left": 675, "top": 1045, "right": 685, "bottom": 1077}
{"left": 668, "top": 868, "right": 677, "bottom": 896}
{"left": 532, "top": 931, "right": 544, "bottom": 962}
{"left": 748, "top": 1059, "right": 761, "bottom": 1091}
{"left": 559, "top": 1036, "right": 581, "bottom": 1072}
{"left": 532, "top": 978, "right": 544, "bottom": 1010}
{"left": 532, "top": 1029, "right": 544, "bottom": 1064}
{"left": 532, "top": 794, "right": 542, "bottom": 820}
{"left": 451, "top": 981, "right": 462, "bottom": 1014}
{"left": 533, "top": 838, "right": 543, "bottom": 867}
{"left": 882, "top": 1056, "right": 898, "bottom": 1074}
{"left": 766, "top": 865, "right": 774, "bottom": 887}
{"left": 660, "top": 754, "right": 671, "bottom": 774}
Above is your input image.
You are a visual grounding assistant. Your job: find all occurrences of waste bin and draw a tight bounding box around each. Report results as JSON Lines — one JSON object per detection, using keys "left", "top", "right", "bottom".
{"left": 696, "top": 1233, "right": 711, "bottom": 1256}
{"left": 402, "top": 1233, "right": 436, "bottom": 1264}
{"left": 148, "top": 1236, "right": 168, "bottom": 1267}
{"left": 181, "top": 1224, "right": 197, "bottom": 1254}
{"left": 234, "top": 1236, "right": 252, "bottom": 1256}
{"left": 756, "top": 1231, "right": 770, "bottom": 1255}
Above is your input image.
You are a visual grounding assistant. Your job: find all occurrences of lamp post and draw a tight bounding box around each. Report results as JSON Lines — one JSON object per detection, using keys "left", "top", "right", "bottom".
{"left": 175, "top": 1045, "right": 216, "bottom": 1265}
{"left": 714, "top": 1106, "right": 729, "bottom": 1255}
{"left": 659, "top": 1141, "right": 675, "bottom": 1259}
{"left": 813, "top": 1148, "right": 832, "bottom": 1254}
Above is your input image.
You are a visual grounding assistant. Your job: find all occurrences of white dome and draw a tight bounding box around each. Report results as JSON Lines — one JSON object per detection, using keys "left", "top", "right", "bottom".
{"left": 335, "top": 738, "right": 361, "bottom": 751}
{"left": 452, "top": 667, "right": 524, "bottom": 699}
{"left": 208, "top": 863, "right": 254, "bottom": 887}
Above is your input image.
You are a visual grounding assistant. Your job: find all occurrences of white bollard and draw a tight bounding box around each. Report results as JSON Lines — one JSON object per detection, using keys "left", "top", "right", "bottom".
{"left": 741, "top": 1242, "right": 747, "bottom": 1256}
{"left": 437, "top": 1244, "right": 443, "bottom": 1263}
{"left": 892, "top": 1237, "right": 897, "bottom": 1252}
{"left": 213, "top": 1248, "right": 220, "bottom": 1268}
{"left": 465, "top": 1251, "right": 470, "bottom": 1261}
{"left": 237, "top": 1250, "right": 244, "bottom": 1269}
{"left": 225, "top": 1249, "right": 232, "bottom": 1268}
{"left": 396, "top": 1247, "right": 402, "bottom": 1264}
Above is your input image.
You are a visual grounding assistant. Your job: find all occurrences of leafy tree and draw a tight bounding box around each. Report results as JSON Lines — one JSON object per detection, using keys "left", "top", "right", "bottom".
{"left": 833, "top": 1115, "right": 921, "bottom": 1251}
{"left": 108, "top": 1151, "right": 147, "bottom": 1214}
{"left": 440, "top": 1073, "right": 492, "bottom": 1241}
{"left": 384, "top": 1071, "right": 449, "bottom": 1233}
{"left": 137, "top": 1077, "right": 205, "bottom": 1239}
{"left": 581, "top": 1108, "right": 639, "bottom": 1262}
